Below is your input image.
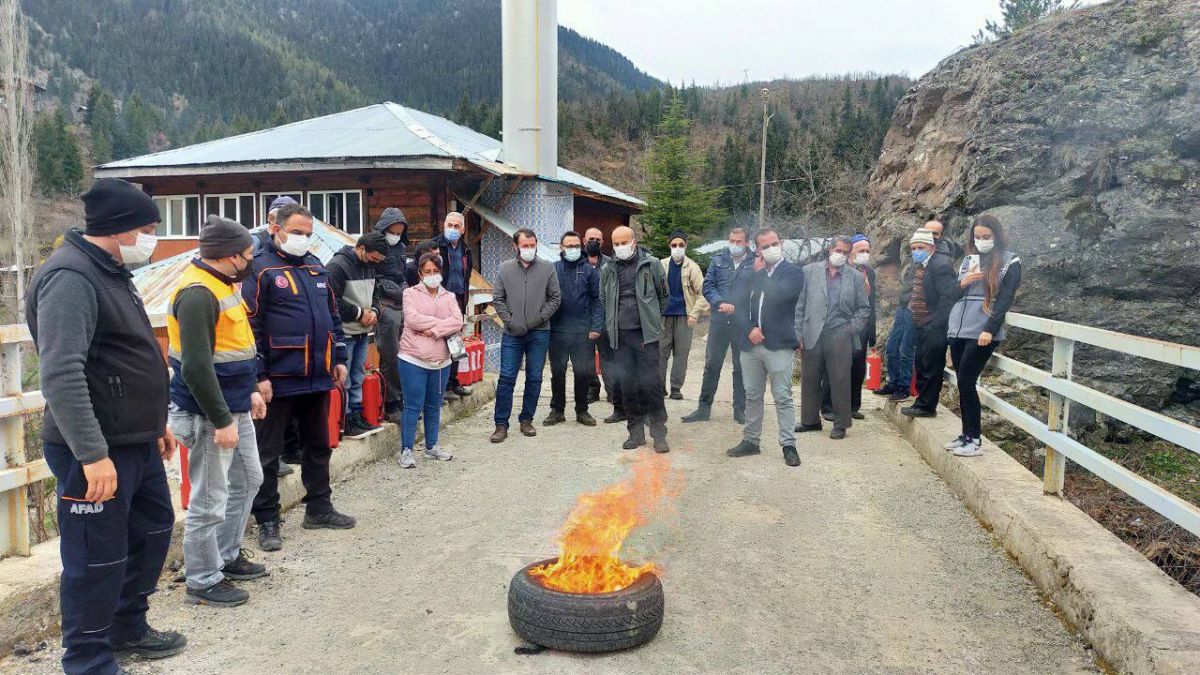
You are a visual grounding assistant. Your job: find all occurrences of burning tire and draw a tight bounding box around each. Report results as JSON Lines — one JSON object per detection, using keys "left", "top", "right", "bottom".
{"left": 508, "top": 558, "right": 665, "bottom": 653}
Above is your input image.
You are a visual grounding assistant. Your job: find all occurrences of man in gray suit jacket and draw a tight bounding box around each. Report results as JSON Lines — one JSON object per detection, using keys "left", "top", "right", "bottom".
{"left": 794, "top": 236, "right": 871, "bottom": 439}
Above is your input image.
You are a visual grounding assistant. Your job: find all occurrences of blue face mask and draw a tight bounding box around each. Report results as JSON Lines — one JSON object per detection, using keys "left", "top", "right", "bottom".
{"left": 444, "top": 227, "right": 462, "bottom": 243}
{"left": 911, "top": 249, "right": 930, "bottom": 265}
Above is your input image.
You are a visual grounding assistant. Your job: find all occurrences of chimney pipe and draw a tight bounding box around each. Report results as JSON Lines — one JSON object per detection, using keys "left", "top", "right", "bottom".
{"left": 501, "top": 0, "right": 557, "bottom": 178}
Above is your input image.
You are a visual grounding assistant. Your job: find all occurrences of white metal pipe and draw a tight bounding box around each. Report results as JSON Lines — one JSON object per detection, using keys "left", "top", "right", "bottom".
{"left": 501, "top": 0, "right": 558, "bottom": 178}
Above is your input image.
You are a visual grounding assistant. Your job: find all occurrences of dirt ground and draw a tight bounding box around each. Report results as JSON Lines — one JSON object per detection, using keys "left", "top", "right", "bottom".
{"left": 4, "top": 342, "right": 1100, "bottom": 674}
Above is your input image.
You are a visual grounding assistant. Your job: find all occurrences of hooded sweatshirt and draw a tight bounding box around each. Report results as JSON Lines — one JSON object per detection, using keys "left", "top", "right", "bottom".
{"left": 372, "top": 208, "right": 409, "bottom": 309}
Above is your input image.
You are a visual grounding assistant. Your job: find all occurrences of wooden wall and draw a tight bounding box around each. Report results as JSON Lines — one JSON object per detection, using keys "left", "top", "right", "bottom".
{"left": 572, "top": 196, "right": 633, "bottom": 254}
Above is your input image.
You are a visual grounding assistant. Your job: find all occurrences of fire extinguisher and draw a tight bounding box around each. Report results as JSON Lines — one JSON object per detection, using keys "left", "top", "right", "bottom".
{"left": 865, "top": 349, "right": 883, "bottom": 391}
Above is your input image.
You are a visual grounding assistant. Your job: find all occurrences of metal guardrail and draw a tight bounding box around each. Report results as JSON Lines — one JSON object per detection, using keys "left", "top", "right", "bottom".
{"left": 945, "top": 312, "right": 1200, "bottom": 538}
{"left": 0, "top": 314, "right": 166, "bottom": 558}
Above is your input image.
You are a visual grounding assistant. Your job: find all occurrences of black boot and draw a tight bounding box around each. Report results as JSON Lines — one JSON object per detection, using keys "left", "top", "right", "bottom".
{"left": 653, "top": 438, "right": 670, "bottom": 453}
{"left": 221, "top": 548, "right": 268, "bottom": 580}
{"left": 726, "top": 440, "right": 761, "bottom": 457}
{"left": 604, "top": 411, "right": 628, "bottom": 424}
{"left": 622, "top": 435, "right": 646, "bottom": 450}
{"left": 303, "top": 509, "right": 357, "bottom": 530}
{"left": 782, "top": 445, "right": 801, "bottom": 467}
{"left": 681, "top": 406, "right": 711, "bottom": 423}
{"left": 111, "top": 627, "right": 187, "bottom": 660}
{"left": 257, "top": 519, "right": 282, "bottom": 552}
{"left": 543, "top": 410, "right": 566, "bottom": 426}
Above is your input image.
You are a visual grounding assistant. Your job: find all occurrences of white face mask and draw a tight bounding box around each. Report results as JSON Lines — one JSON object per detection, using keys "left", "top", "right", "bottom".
{"left": 670, "top": 246, "right": 686, "bottom": 261}
{"left": 760, "top": 245, "right": 782, "bottom": 265}
{"left": 277, "top": 232, "right": 310, "bottom": 258}
{"left": 518, "top": 247, "right": 537, "bottom": 263}
{"left": 613, "top": 243, "right": 636, "bottom": 260}
{"left": 563, "top": 248, "right": 582, "bottom": 262}
{"left": 385, "top": 233, "right": 402, "bottom": 246}
{"left": 975, "top": 238, "right": 995, "bottom": 254}
{"left": 828, "top": 252, "right": 847, "bottom": 268}
{"left": 115, "top": 232, "right": 158, "bottom": 265}
{"left": 729, "top": 244, "right": 746, "bottom": 258}
{"left": 854, "top": 252, "right": 871, "bottom": 266}
{"left": 422, "top": 273, "right": 443, "bottom": 288}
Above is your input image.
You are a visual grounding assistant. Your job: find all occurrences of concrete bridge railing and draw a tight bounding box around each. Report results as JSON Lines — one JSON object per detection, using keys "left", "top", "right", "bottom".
{"left": 949, "top": 312, "right": 1200, "bottom": 536}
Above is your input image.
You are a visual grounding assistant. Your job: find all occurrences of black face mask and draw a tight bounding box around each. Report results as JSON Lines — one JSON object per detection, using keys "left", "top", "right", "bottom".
{"left": 229, "top": 257, "right": 253, "bottom": 283}
{"left": 585, "top": 241, "right": 602, "bottom": 257}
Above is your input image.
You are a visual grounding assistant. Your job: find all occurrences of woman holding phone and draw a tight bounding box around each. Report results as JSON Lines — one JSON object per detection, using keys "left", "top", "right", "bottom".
{"left": 396, "top": 252, "right": 465, "bottom": 468}
{"left": 944, "top": 214, "right": 1023, "bottom": 457}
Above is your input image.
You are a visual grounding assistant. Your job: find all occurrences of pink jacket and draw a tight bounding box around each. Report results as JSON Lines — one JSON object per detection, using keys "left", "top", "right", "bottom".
{"left": 400, "top": 285, "right": 465, "bottom": 364}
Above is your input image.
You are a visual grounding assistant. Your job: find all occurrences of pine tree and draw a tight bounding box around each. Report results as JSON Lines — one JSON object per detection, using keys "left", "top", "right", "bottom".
{"left": 33, "top": 108, "right": 84, "bottom": 195}
{"left": 639, "top": 94, "right": 725, "bottom": 256}
{"left": 83, "top": 85, "right": 117, "bottom": 164}
{"left": 975, "top": 0, "right": 1080, "bottom": 43}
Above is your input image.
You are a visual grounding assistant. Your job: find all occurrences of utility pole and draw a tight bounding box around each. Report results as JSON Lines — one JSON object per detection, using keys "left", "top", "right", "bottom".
{"left": 758, "top": 87, "right": 772, "bottom": 230}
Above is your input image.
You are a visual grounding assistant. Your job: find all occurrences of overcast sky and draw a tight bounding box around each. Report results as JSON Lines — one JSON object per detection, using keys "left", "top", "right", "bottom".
{"left": 558, "top": 0, "right": 1103, "bottom": 85}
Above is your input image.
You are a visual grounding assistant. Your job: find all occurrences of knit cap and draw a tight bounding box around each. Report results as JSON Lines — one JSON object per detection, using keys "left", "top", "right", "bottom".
{"left": 82, "top": 178, "right": 161, "bottom": 236}
{"left": 199, "top": 215, "right": 254, "bottom": 259}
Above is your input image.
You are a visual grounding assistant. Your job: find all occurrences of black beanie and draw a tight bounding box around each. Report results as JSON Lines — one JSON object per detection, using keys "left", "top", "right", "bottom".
{"left": 669, "top": 230, "right": 688, "bottom": 244}
{"left": 199, "top": 215, "right": 254, "bottom": 259}
{"left": 82, "top": 178, "right": 161, "bottom": 236}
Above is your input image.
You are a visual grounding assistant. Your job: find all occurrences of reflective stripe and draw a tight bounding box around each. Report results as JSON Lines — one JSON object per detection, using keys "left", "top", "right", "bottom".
{"left": 212, "top": 346, "right": 257, "bottom": 363}
{"left": 217, "top": 293, "right": 242, "bottom": 312}
{"left": 87, "top": 556, "right": 128, "bottom": 568}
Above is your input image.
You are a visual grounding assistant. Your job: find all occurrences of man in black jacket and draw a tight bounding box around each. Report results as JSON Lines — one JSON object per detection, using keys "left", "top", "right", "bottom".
{"left": 27, "top": 178, "right": 187, "bottom": 674}
{"left": 726, "top": 228, "right": 805, "bottom": 467}
{"left": 903, "top": 228, "right": 961, "bottom": 417}
{"left": 371, "top": 207, "right": 409, "bottom": 422}
{"left": 435, "top": 212, "right": 473, "bottom": 400}
{"left": 545, "top": 231, "right": 604, "bottom": 427}
{"left": 583, "top": 226, "right": 622, "bottom": 422}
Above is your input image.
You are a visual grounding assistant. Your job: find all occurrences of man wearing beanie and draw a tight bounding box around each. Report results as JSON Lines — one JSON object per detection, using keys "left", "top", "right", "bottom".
{"left": 167, "top": 215, "right": 269, "bottom": 609}
{"left": 903, "top": 226, "right": 961, "bottom": 418}
{"left": 658, "top": 230, "right": 707, "bottom": 400}
{"left": 26, "top": 178, "right": 187, "bottom": 673}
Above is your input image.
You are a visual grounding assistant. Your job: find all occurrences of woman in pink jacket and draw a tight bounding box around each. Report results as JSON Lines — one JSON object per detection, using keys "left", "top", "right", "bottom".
{"left": 397, "top": 252, "right": 465, "bottom": 469}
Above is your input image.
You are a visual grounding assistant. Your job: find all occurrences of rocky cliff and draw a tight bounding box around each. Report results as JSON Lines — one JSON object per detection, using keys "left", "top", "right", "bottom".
{"left": 865, "top": 0, "right": 1199, "bottom": 423}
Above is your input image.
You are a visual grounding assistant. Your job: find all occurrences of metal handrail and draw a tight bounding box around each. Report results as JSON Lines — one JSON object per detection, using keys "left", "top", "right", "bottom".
{"left": 947, "top": 311, "right": 1200, "bottom": 537}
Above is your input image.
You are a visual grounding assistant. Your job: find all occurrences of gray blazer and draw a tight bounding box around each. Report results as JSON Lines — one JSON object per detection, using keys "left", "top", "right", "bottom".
{"left": 794, "top": 262, "right": 871, "bottom": 351}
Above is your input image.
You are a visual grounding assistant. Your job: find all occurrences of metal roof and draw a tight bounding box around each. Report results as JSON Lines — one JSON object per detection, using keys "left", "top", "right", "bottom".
{"left": 98, "top": 102, "right": 644, "bottom": 208}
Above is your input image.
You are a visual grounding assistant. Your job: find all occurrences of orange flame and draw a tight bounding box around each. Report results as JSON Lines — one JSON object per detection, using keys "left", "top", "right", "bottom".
{"left": 530, "top": 449, "right": 683, "bottom": 594}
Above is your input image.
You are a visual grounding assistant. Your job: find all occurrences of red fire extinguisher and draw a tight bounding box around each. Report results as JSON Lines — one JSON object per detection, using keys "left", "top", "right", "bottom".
{"left": 865, "top": 349, "right": 882, "bottom": 391}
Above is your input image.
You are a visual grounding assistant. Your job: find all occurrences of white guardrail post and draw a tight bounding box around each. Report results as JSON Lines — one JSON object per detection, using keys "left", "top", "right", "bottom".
{"left": 1043, "top": 337, "right": 1074, "bottom": 496}
{"left": 0, "top": 339, "right": 29, "bottom": 557}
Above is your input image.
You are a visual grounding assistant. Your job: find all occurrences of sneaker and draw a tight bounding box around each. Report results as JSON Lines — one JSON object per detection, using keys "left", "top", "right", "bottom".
{"left": 653, "top": 438, "right": 670, "bottom": 453}
{"left": 111, "top": 627, "right": 187, "bottom": 661}
{"left": 576, "top": 412, "right": 597, "bottom": 427}
{"left": 782, "top": 445, "right": 801, "bottom": 467}
{"left": 851, "top": 411, "right": 865, "bottom": 420}
{"left": 186, "top": 580, "right": 249, "bottom": 608}
{"left": 519, "top": 420, "right": 537, "bottom": 437}
{"left": 221, "top": 549, "right": 268, "bottom": 580}
{"left": 901, "top": 406, "right": 936, "bottom": 418}
{"left": 669, "top": 388, "right": 684, "bottom": 400}
{"left": 872, "top": 385, "right": 895, "bottom": 396}
{"left": 257, "top": 519, "right": 282, "bottom": 552}
{"left": 733, "top": 409, "right": 746, "bottom": 425}
{"left": 424, "top": 445, "right": 453, "bottom": 461}
{"left": 276, "top": 463, "right": 294, "bottom": 477}
{"left": 344, "top": 413, "right": 376, "bottom": 439}
{"left": 726, "top": 440, "right": 761, "bottom": 457}
{"left": 397, "top": 448, "right": 416, "bottom": 469}
{"left": 821, "top": 411, "right": 834, "bottom": 421}
{"left": 830, "top": 427, "right": 847, "bottom": 440}
{"left": 888, "top": 391, "right": 911, "bottom": 402}
{"left": 953, "top": 438, "right": 984, "bottom": 457}
{"left": 622, "top": 436, "right": 646, "bottom": 450}
{"left": 302, "top": 510, "right": 357, "bottom": 530}
{"left": 451, "top": 385, "right": 471, "bottom": 398}
{"left": 543, "top": 410, "right": 566, "bottom": 426}
{"left": 681, "top": 407, "right": 711, "bottom": 423}
{"left": 943, "top": 434, "right": 969, "bottom": 451}
{"left": 604, "top": 411, "right": 628, "bottom": 424}
{"left": 795, "top": 423, "right": 823, "bottom": 433}
{"left": 280, "top": 451, "right": 302, "bottom": 465}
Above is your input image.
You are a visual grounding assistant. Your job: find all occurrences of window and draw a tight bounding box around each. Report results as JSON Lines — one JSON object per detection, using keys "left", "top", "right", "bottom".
{"left": 204, "top": 193, "right": 257, "bottom": 229}
{"left": 152, "top": 195, "right": 200, "bottom": 238}
{"left": 307, "top": 190, "right": 363, "bottom": 235}
{"left": 260, "top": 192, "right": 304, "bottom": 224}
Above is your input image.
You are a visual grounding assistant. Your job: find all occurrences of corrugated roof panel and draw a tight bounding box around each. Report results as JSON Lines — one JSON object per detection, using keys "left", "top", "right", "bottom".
{"left": 99, "top": 102, "right": 644, "bottom": 208}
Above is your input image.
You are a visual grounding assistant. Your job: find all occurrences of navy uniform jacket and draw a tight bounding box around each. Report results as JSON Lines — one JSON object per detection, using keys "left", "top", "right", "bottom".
{"left": 244, "top": 237, "right": 349, "bottom": 398}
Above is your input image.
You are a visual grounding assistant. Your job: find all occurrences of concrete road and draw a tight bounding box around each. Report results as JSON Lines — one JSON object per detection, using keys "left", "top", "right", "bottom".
{"left": 5, "top": 340, "right": 1099, "bottom": 674}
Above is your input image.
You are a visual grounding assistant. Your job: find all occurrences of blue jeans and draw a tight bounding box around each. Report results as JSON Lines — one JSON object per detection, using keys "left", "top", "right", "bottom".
{"left": 346, "top": 334, "right": 370, "bottom": 413}
{"left": 494, "top": 330, "right": 550, "bottom": 427}
{"left": 399, "top": 359, "right": 451, "bottom": 450}
{"left": 886, "top": 306, "right": 916, "bottom": 391}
